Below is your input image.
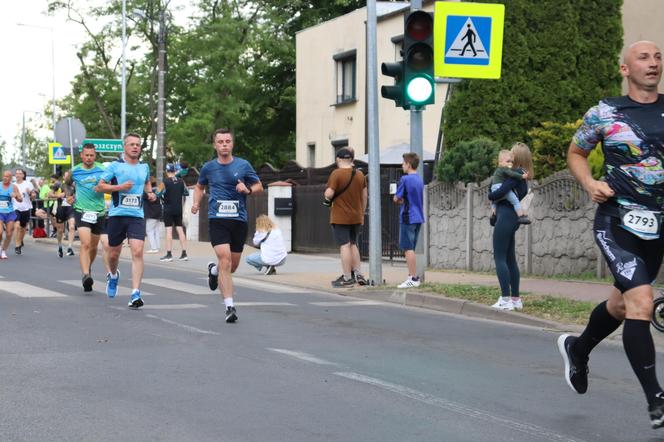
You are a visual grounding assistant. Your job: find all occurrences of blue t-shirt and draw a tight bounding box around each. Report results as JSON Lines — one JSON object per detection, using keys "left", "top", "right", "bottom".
{"left": 0, "top": 184, "right": 14, "bottom": 214}
{"left": 198, "top": 157, "right": 259, "bottom": 222}
{"left": 100, "top": 159, "right": 150, "bottom": 218}
{"left": 395, "top": 173, "right": 424, "bottom": 225}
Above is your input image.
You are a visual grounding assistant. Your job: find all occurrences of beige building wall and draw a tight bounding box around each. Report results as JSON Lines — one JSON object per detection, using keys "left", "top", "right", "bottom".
{"left": 296, "top": 3, "right": 449, "bottom": 167}
{"left": 621, "top": 0, "right": 664, "bottom": 93}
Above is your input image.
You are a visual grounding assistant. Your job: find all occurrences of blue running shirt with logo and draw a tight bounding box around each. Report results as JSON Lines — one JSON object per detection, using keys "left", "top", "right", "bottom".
{"left": 0, "top": 184, "right": 14, "bottom": 214}
{"left": 573, "top": 94, "right": 664, "bottom": 211}
{"left": 100, "top": 159, "right": 150, "bottom": 218}
{"left": 198, "top": 157, "right": 259, "bottom": 222}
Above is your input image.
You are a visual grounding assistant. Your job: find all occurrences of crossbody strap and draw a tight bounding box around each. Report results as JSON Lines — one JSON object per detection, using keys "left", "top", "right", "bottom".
{"left": 330, "top": 168, "right": 356, "bottom": 202}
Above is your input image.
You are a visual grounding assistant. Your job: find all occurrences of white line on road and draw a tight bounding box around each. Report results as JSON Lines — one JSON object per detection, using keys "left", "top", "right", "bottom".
{"left": 232, "top": 277, "right": 319, "bottom": 294}
{"left": 235, "top": 302, "right": 296, "bottom": 307}
{"left": 267, "top": 348, "right": 339, "bottom": 366}
{"left": 309, "top": 300, "right": 387, "bottom": 307}
{"left": 58, "top": 280, "right": 158, "bottom": 296}
{"left": 0, "top": 281, "right": 69, "bottom": 298}
{"left": 334, "top": 372, "right": 583, "bottom": 442}
{"left": 145, "top": 314, "right": 221, "bottom": 335}
{"left": 142, "top": 278, "right": 211, "bottom": 295}
{"left": 109, "top": 304, "right": 207, "bottom": 310}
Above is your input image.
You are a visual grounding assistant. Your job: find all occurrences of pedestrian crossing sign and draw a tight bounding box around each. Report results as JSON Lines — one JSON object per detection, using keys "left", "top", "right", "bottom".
{"left": 48, "top": 142, "right": 71, "bottom": 164}
{"left": 434, "top": 2, "right": 505, "bottom": 79}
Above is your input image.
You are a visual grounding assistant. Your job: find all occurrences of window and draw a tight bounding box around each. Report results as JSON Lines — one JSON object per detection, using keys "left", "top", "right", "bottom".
{"left": 391, "top": 35, "right": 404, "bottom": 61}
{"left": 334, "top": 50, "right": 357, "bottom": 104}
{"left": 307, "top": 143, "right": 316, "bottom": 167}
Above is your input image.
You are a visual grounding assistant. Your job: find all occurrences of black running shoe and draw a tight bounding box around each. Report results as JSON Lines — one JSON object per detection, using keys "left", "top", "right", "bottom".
{"left": 160, "top": 252, "right": 173, "bottom": 262}
{"left": 353, "top": 271, "right": 367, "bottom": 286}
{"left": 178, "top": 251, "right": 188, "bottom": 261}
{"left": 225, "top": 306, "right": 238, "bottom": 323}
{"left": 557, "top": 334, "right": 589, "bottom": 394}
{"left": 128, "top": 290, "right": 144, "bottom": 309}
{"left": 58, "top": 246, "right": 63, "bottom": 258}
{"left": 265, "top": 265, "right": 276, "bottom": 275}
{"left": 207, "top": 262, "right": 218, "bottom": 291}
{"left": 649, "top": 392, "right": 664, "bottom": 429}
{"left": 82, "top": 274, "right": 94, "bottom": 292}
{"left": 14, "top": 246, "right": 21, "bottom": 255}
{"left": 67, "top": 248, "right": 75, "bottom": 256}
{"left": 331, "top": 275, "right": 355, "bottom": 288}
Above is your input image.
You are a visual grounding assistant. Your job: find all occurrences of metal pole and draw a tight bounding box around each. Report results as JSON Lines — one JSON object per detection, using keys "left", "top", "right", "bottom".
{"left": 366, "top": 1, "right": 382, "bottom": 286}
{"left": 121, "top": 0, "right": 127, "bottom": 139}
{"left": 410, "top": 0, "right": 424, "bottom": 281}
{"left": 67, "top": 118, "right": 75, "bottom": 170}
{"left": 21, "top": 112, "right": 26, "bottom": 167}
{"left": 156, "top": 9, "right": 166, "bottom": 183}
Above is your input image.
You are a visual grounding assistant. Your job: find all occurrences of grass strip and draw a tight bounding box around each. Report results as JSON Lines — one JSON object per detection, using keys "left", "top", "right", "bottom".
{"left": 420, "top": 283, "right": 596, "bottom": 325}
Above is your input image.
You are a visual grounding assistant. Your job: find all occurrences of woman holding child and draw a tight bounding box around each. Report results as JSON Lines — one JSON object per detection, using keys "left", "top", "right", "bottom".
{"left": 487, "top": 142, "right": 534, "bottom": 311}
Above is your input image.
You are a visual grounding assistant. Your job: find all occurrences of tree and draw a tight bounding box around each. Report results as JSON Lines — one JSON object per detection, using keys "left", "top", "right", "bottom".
{"left": 436, "top": 137, "right": 501, "bottom": 184}
{"left": 442, "top": 0, "right": 623, "bottom": 151}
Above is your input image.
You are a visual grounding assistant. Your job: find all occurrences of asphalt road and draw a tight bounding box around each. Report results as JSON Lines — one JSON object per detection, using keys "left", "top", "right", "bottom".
{"left": 0, "top": 242, "right": 662, "bottom": 442}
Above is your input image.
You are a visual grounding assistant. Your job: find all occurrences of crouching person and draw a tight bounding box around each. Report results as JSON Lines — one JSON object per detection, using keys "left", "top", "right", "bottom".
{"left": 245, "top": 215, "right": 287, "bottom": 275}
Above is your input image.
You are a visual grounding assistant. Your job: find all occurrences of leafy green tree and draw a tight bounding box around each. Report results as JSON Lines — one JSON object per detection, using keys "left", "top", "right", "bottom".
{"left": 442, "top": 0, "right": 623, "bottom": 151}
{"left": 436, "top": 137, "right": 501, "bottom": 184}
{"left": 527, "top": 120, "right": 580, "bottom": 179}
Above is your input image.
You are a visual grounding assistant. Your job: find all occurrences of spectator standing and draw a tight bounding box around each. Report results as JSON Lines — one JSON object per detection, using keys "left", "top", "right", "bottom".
{"left": 159, "top": 163, "right": 189, "bottom": 261}
{"left": 144, "top": 176, "right": 162, "bottom": 253}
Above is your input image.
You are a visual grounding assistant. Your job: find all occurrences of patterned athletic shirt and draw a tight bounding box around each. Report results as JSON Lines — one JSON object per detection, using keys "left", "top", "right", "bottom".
{"left": 72, "top": 162, "right": 106, "bottom": 214}
{"left": 573, "top": 94, "right": 664, "bottom": 211}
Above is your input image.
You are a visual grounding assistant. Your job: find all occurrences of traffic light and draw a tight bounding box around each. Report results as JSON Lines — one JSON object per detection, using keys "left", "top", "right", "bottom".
{"left": 381, "top": 60, "right": 405, "bottom": 109}
{"left": 403, "top": 10, "right": 435, "bottom": 108}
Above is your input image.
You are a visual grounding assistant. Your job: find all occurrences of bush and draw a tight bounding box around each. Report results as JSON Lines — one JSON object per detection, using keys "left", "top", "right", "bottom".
{"left": 436, "top": 137, "right": 501, "bottom": 184}
{"left": 527, "top": 120, "right": 581, "bottom": 179}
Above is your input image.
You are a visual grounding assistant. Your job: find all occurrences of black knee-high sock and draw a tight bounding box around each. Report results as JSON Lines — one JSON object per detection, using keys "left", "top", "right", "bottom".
{"left": 573, "top": 301, "right": 622, "bottom": 359}
{"left": 623, "top": 319, "right": 663, "bottom": 405}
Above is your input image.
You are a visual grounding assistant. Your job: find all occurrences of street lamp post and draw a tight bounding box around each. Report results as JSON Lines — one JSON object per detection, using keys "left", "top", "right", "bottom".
{"left": 121, "top": 0, "right": 127, "bottom": 139}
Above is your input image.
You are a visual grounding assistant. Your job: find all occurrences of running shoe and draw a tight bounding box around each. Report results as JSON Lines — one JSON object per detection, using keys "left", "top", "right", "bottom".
{"left": 106, "top": 270, "right": 120, "bottom": 299}
{"left": 14, "top": 246, "right": 21, "bottom": 255}
{"left": 225, "top": 306, "right": 238, "bottom": 323}
{"left": 492, "top": 297, "right": 515, "bottom": 311}
{"left": 128, "top": 290, "right": 144, "bottom": 309}
{"left": 82, "top": 274, "right": 94, "bottom": 292}
{"left": 145, "top": 249, "right": 159, "bottom": 254}
{"left": 397, "top": 277, "right": 420, "bottom": 288}
{"left": 67, "top": 248, "right": 75, "bottom": 256}
{"left": 0, "top": 250, "right": 8, "bottom": 260}
{"left": 178, "top": 251, "right": 188, "bottom": 261}
{"left": 207, "top": 262, "right": 218, "bottom": 291}
{"left": 511, "top": 298, "right": 523, "bottom": 310}
{"left": 649, "top": 392, "right": 664, "bottom": 429}
{"left": 557, "top": 334, "right": 589, "bottom": 394}
{"left": 160, "top": 252, "right": 173, "bottom": 262}
{"left": 353, "top": 271, "right": 368, "bottom": 286}
{"left": 331, "top": 275, "right": 355, "bottom": 288}
{"left": 58, "top": 246, "right": 63, "bottom": 258}
{"left": 264, "top": 265, "right": 276, "bottom": 275}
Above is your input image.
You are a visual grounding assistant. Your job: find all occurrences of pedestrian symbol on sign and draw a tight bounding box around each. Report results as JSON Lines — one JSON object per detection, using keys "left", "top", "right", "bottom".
{"left": 444, "top": 16, "right": 491, "bottom": 65}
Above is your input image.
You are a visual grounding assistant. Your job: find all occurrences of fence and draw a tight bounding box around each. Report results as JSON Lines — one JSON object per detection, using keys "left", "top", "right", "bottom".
{"left": 427, "top": 170, "right": 606, "bottom": 277}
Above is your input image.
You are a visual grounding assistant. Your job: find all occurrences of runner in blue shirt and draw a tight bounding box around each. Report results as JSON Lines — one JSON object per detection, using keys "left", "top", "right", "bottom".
{"left": 96, "top": 133, "right": 157, "bottom": 308}
{"left": 0, "top": 170, "right": 23, "bottom": 260}
{"left": 192, "top": 128, "right": 262, "bottom": 323}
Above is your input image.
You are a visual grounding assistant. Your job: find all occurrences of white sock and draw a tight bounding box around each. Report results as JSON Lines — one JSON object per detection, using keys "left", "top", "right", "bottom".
{"left": 224, "top": 297, "right": 234, "bottom": 308}
{"left": 211, "top": 265, "right": 219, "bottom": 276}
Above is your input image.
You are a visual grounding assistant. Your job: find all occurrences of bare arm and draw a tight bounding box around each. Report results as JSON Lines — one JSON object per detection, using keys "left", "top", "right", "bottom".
{"left": 95, "top": 179, "right": 133, "bottom": 194}
{"left": 324, "top": 187, "right": 335, "bottom": 200}
{"left": 143, "top": 181, "right": 156, "bottom": 202}
{"left": 361, "top": 186, "right": 368, "bottom": 214}
{"left": 567, "top": 143, "right": 614, "bottom": 203}
{"left": 12, "top": 185, "right": 22, "bottom": 202}
{"left": 191, "top": 183, "right": 205, "bottom": 214}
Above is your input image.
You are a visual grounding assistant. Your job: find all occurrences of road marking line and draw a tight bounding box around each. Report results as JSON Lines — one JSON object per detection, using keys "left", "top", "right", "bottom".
{"left": 142, "top": 278, "right": 210, "bottom": 295}
{"left": 267, "top": 348, "right": 339, "bottom": 366}
{"left": 309, "top": 300, "right": 387, "bottom": 307}
{"left": 58, "top": 280, "right": 157, "bottom": 296}
{"left": 139, "top": 304, "right": 206, "bottom": 310}
{"left": 235, "top": 302, "right": 296, "bottom": 307}
{"left": 232, "top": 277, "right": 315, "bottom": 294}
{"left": 145, "top": 314, "right": 220, "bottom": 335}
{"left": 0, "top": 281, "right": 69, "bottom": 298}
{"left": 334, "top": 372, "right": 582, "bottom": 442}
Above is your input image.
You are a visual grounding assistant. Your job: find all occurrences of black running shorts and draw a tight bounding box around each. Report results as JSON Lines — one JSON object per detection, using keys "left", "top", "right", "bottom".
{"left": 74, "top": 210, "right": 106, "bottom": 236}
{"left": 14, "top": 210, "right": 30, "bottom": 228}
{"left": 209, "top": 219, "right": 248, "bottom": 252}
{"left": 107, "top": 216, "right": 146, "bottom": 247}
{"left": 163, "top": 210, "right": 183, "bottom": 227}
{"left": 331, "top": 224, "right": 362, "bottom": 246}
{"left": 593, "top": 211, "right": 664, "bottom": 293}
{"left": 55, "top": 205, "right": 74, "bottom": 224}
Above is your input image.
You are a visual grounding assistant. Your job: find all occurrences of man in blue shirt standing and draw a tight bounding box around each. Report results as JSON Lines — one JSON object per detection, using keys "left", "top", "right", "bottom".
{"left": 96, "top": 133, "right": 157, "bottom": 308}
{"left": 192, "top": 128, "right": 262, "bottom": 323}
{"left": 393, "top": 152, "right": 424, "bottom": 288}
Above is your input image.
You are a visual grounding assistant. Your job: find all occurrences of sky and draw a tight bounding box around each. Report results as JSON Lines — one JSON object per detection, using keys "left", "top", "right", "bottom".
{"left": 0, "top": 1, "right": 192, "bottom": 163}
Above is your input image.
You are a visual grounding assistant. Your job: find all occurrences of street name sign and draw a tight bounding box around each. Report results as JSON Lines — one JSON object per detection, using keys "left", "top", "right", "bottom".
{"left": 434, "top": 2, "right": 505, "bottom": 79}
{"left": 84, "top": 138, "right": 123, "bottom": 152}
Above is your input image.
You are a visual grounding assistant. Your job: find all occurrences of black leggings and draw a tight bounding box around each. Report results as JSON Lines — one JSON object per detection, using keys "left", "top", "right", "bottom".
{"left": 493, "top": 203, "right": 520, "bottom": 297}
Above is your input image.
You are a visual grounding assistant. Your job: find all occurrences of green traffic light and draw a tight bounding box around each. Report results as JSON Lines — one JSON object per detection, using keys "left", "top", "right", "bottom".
{"left": 406, "top": 75, "right": 434, "bottom": 104}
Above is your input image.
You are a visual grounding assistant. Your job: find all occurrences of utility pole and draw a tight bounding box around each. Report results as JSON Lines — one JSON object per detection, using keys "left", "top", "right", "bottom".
{"left": 156, "top": 8, "right": 167, "bottom": 183}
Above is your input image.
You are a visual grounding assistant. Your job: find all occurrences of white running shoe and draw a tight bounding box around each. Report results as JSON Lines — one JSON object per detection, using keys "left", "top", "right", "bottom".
{"left": 0, "top": 250, "right": 7, "bottom": 260}
{"left": 145, "top": 249, "right": 159, "bottom": 254}
{"left": 492, "top": 297, "right": 514, "bottom": 311}
{"left": 397, "top": 277, "right": 421, "bottom": 288}
{"left": 511, "top": 298, "right": 523, "bottom": 310}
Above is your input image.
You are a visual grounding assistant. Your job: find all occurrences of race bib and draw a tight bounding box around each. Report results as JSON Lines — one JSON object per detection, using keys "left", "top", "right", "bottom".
{"left": 0, "top": 201, "right": 8, "bottom": 209}
{"left": 216, "top": 200, "right": 239, "bottom": 217}
{"left": 120, "top": 193, "right": 142, "bottom": 208}
{"left": 620, "top": 209, "right": 661, "bottom": 240}
{"left": 81, "top": 211, "right": 98, "bottom": 224}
